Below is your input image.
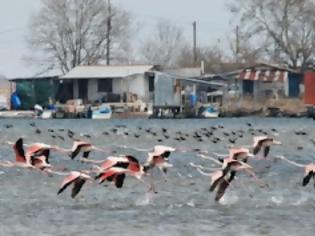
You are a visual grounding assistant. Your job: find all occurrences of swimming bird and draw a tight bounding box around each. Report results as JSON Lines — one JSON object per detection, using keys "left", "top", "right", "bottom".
{"left": 67, "top": 129, "right": 75, "bottom": 138}
{"left": 57, "top": 171, "right": 93, "bottom": 198}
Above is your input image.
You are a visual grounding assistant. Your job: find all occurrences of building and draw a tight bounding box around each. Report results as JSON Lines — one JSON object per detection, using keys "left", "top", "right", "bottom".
{"left": 229, "top": 63, "right": 303, "bottom": 100}
{"left": 58, "top": 65, "right": 159, "bottom": 104}
{"left": 9, "top": 76, "right": 58, "bottom": 110}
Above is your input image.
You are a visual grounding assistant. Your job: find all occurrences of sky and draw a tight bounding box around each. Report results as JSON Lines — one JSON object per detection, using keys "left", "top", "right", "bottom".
{"left": 0, "top": 0, "right": 231, "bottom": 78}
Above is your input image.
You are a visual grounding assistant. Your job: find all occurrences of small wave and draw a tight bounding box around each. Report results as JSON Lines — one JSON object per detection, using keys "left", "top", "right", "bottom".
{"left": 270, "top": 196, "right": 284, "bottom": 205}
{"left": 135, "top": 192, "right": 155, "bottom": 206}
{"left": 218, "top": 194, "right": 239, "bottom": 206}
{"left": 186, "top": 199, "right": 195, "bottom": 207}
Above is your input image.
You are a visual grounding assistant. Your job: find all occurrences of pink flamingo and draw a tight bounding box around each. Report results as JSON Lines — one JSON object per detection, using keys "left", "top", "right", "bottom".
{"left": 253, "top": 136, "right": 282, "bottom": 159}
{"left": 276, "top": 156, "right": 315, "bottom": 187}
{"left": 69, "top": 140, "right": 108, "bottom": 160}
{"left": 144, "top": 145, "right": 175, "bottom": 178}
{"left": 57, "top": 171, "right": 93, "bottom": 198}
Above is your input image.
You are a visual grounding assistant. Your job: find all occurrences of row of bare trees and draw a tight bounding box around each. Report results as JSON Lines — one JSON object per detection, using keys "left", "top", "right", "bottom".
{"left": 27, "top": 0, "right": 315, "bottom": 74}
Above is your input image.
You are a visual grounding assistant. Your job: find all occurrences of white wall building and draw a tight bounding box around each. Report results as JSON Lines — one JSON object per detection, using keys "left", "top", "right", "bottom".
{"left": 59, "top": 65, "right": 157, "bottom": 103}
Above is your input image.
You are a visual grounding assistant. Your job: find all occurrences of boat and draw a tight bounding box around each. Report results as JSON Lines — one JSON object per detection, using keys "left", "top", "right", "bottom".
{"left": 41, "top": 110, "right": 54, "bottom": 119}
{"left": 200, "top": 105, "right": 219, "bottom": 118}
{"left": 91, "top": 104, "right": 112, "bottom": 119}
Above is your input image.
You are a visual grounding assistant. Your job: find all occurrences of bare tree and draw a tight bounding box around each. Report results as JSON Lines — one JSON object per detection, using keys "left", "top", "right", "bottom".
{"left": 27, "top": 0, "right": 133, "bottom": 74}
{"left": 228, "top": 0, "right": 315, "bottom": 68}
{"left": 176, "top": 43, "right": 231, "bottom": 73}
{"left": 140, "top": 20, "right": 185, "bottom": 67}
{"left": 226, "top": 26, "right": 266, "bottom": 64}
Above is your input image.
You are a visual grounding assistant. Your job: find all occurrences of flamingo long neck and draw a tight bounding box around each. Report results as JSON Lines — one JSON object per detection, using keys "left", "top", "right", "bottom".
{"left": 278, "top": 156, "right": 305, "bottom": 168}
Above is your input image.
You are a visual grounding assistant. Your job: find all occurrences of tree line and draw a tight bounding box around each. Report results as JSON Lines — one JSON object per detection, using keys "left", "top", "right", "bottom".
{"left": 27, "top": 0, "right": 315, "bottom": 74}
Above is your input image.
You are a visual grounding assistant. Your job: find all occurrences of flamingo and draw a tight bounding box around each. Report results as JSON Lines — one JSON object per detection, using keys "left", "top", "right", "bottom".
{"left": 276, "top": 156, "right": 315, "bottom": 187}
{"left": 197, "top": 152, "right": 267, "bottom": 201}
{"left": 69, "top": 140, "right": 108, "bottom": 160}
{"left": 0, "top": 138, "right": 34, "bottom": 169}
{"left": 0, "top": 138, "right": 67, "bottom": 174}
{"left": 212, "top": 159, "right": 268, "bottom": 201}
{"left": 95, "top": 156, "right": 144, "bottom": 184}
{"left": 228, "top": 148, "right": 254, "bottom": 163}
{"left": 12, "top": 137, "right": 68, "bottom": 165}
{"left": 143, "top": 145, "right": 175, "bottom": 177}
{"left": 94, "top": 155, "right": 155, "bottom": 192}
{"left": 57, "top": 171, "right": 93, "bottom": 198}
{"left": 253, "top": 136, "right": 282, "bottom": 158}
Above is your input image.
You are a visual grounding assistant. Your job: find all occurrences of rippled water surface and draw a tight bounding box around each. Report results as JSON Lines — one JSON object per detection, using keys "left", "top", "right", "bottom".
{"left": 0, "top": 118, "right": 315, "bottom": 236}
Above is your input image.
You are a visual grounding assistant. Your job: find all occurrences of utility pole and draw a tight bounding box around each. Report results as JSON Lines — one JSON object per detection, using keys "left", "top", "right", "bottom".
{"left": 106, "top": 0, "right": 112, "bottom": 65}
{"left": 193, "top": 21, "right": 197, "bottom": 67}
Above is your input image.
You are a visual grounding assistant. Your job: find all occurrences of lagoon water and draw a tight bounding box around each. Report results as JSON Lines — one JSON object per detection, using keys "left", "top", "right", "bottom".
{"left": 0, "top": 118, "right": 315, "bottom": 236}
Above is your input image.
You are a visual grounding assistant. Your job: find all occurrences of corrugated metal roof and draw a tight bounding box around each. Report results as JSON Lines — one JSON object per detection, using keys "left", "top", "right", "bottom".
{"left": 9, "top": 76, "right": 59, "bottom": 81}
{"left": 154, "top": 71, "right": 226, "bottom": 87}
{"left": 162, "top": 67, "right": 201, "bottom": 77}
{"left": 61, "top": 65, "right": 156, "bottom": 79}
{"left": 237, "top": 69, "right": 288, "bottom": 81}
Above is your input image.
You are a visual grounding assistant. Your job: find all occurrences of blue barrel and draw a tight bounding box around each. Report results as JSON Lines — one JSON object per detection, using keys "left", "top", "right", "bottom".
{"left": 11, "top": 93, "right": 21, "bottom": 110}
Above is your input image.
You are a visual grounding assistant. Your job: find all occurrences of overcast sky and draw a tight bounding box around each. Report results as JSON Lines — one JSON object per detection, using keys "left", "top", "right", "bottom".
{"left": 0, "top": 0, "right": 231, "bottom": 78}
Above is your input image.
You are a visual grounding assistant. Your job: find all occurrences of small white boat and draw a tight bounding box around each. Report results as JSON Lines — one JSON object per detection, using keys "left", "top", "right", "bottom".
{"left": 92, "top": 104, "right": 112, "bottom": 119}
{"left": 201, "top": 105, "right": 219, "bottom": 118}
{"left": 41, "top": 110, "right": 54, "bottom": 119}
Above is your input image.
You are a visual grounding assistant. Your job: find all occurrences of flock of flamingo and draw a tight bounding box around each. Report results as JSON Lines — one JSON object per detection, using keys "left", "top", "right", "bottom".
{"left": 0, "top": 124, "right": 314, "bottom": 203}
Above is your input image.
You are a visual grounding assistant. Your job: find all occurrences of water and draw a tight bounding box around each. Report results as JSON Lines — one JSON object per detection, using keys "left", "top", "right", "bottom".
{"left": 0, "top": 118, "right": 314, "bottom": 236}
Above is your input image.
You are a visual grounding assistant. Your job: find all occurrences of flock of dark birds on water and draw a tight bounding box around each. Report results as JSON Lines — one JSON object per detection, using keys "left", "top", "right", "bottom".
{"left": 0, "top": 120, "right": 315, "bottom": 203}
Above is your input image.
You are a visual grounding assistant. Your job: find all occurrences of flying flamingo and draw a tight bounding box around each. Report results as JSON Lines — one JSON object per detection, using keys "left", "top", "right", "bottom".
{"left": 0, "top": 138, "right": 68, "bottom": 175}
{"left": 0, "top": 138, "right": 35, "bottom": 169}
{"left": 143, "top": 145, "right": 175, "bottom": 179}
{"left": 228, "top": 148, "right": 254, "bottom": 163}
{"left": 197, "top": 152, "right": 268, "bottom": 201}
{"left": 57, "top": 171, "right": 93, "bottom": 198}
{"left": 253, "top": 136, "right": 282, "bottom": 159}
{"left": 68, "top": 140, "right": 108, "bottom": 160}
{"left": 94, "top": 155, "right": 155, "bottom": 192}
{"left": 276, "top": 156, "right": 315, "bottom": 187}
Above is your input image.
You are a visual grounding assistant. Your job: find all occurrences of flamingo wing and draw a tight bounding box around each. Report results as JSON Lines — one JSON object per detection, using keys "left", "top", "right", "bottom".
{"left": 263, "top": 146, "right": 270, "bottom": 158}
{"left": 70, "top": 146, "right": 81, "bottom": 159}
{"left": 126, "top": 155, "right": 140, "bottom": 165}
{"left": 209, "top": 170, "right": 224, "bottom": 192}
{"left": 97, "top": 168, "right": 127, "bottom": 184}
{"left": 253, "top": 142, "right": 262, "bottom": 155}
{"left": 42, "top": 149, "right": 50, "bottom": 162}
{"left": 71, "top": 178, "right": 86, "bottom": 198}
{"left": 57, "top": 172, "right": 80, "bottom": 195}
{"left": 82, "top": 151, "right": 90, "bottom": 159}
{"left": 215, "top": 179, "right": 230, "bottom": 202}
{"left": 100, "top": 157, "right": 127, "bottom": 170}
{"left": 14, "top": 138, "right": 26, "bottom": 162}
{"left": 303, "top": 171, "right": 313, "bottom": 186}
{"left": 162, "top": 151, "right": 171, "bottom": 158}
{"left": 114, "top": 174, "right": 126, "bottom": 188}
